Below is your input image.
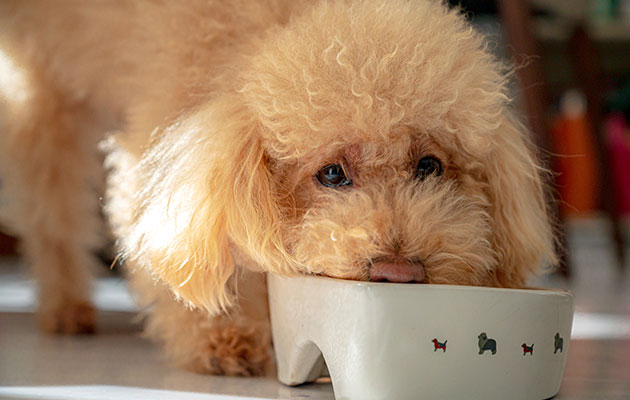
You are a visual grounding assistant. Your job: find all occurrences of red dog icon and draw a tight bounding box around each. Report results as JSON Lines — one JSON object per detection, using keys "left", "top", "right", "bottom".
{"left": 521, "top": 343, "right": 534, "bottom": 356}
{"left": 432, "top": 338, "right": 447, "bottom": 352}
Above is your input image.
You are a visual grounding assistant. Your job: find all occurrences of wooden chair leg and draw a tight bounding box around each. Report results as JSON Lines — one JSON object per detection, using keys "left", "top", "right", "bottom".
{"left": 569, "top": 26, "right": 626, "bottom": 272}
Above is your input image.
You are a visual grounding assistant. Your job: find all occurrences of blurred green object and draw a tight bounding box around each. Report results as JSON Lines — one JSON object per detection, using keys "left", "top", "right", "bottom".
{"left": 591, "top": 0, "right": 613, "bottom": 17}
{"left": 607, "top": 80, "right": 630, "bottom": 116}
{"left": 590, "top": 0, "right": 621, "bottom": 19}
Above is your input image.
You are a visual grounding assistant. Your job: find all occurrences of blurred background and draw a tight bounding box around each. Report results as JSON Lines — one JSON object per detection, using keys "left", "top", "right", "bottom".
{"left": 0, "top": 0, "right": 629, "bottom": 399}
{"left": 449, "top": 0, "right": 630, "bottom": 276}
{"left": 448, "top": 0, "right": 630, "bottom": 273}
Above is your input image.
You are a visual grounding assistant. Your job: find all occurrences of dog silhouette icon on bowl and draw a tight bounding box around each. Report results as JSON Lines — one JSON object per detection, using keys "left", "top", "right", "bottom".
{"left": 478, "top": 332, "right": 497, "bottom": 355}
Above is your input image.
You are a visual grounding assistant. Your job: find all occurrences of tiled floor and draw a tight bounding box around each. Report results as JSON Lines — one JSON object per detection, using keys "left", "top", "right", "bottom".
{"left": 0, "top": 263, "right": 334, "bottom": 400}
{"left": 0, "top": 217, "right": 629, "bottom": 399}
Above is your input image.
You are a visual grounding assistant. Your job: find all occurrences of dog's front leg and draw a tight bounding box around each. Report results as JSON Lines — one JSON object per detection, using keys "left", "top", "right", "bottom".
{"left": 131, "top": 267, "right": 273, "bottom": 376}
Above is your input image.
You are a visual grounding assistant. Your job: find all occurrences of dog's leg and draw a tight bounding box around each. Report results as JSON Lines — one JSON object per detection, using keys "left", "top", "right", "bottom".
{"left": 0, "top": 73, "right": 103, "bottom": 333}
{"left": 130, "top": 267, "right": 272, "bottom": 376}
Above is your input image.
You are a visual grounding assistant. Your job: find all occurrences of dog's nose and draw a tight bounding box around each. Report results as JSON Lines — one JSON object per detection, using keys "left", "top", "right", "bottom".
{"left": 369, "top": 259, "right": 425, "bottom": 283}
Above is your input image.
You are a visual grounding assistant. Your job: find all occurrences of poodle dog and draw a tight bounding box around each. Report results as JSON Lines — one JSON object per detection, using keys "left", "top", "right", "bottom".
{"left": 0, "top": 0, "right": 556, "bottom": 376}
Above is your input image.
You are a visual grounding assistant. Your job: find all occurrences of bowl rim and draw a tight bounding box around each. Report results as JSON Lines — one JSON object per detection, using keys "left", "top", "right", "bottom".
{"left": 268, "top": 273, "right": 574, "bottom": 298}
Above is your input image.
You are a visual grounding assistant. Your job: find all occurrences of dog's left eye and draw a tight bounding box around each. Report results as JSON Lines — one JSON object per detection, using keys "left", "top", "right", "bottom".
{"left": 316, "top": 164, "right": 352, "bottom": 188}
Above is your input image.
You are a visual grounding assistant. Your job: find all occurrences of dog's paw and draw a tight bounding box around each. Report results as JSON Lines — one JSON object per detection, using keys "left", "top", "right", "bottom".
{"left": 184, "top": 322, "right": 271, "bottom": 377}
{"left": 38, "top": 300, "right": 96, "bottom": 334}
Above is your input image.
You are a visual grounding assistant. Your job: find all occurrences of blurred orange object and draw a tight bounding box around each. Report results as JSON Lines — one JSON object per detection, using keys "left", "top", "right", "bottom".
{"left": 551, "top": 90, "right": 600, "bottom": 217}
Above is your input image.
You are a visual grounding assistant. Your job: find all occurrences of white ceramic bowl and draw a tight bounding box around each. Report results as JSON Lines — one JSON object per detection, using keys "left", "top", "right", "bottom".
{"left": 268, "top": 274, "right": 574, "bottom": 400}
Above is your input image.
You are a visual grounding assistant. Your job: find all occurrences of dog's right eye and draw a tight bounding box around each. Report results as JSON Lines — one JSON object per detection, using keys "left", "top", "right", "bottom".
{"left": 316, "top": 164, "right": 352, "bottom": 188}
{"left": 415, "top": 156, "right": 443, "bottom": 181}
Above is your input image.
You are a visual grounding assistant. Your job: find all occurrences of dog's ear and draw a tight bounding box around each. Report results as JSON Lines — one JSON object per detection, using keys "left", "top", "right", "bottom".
{"left": 121, "top": 98, "right": 289, "bottom": 313}
{"left": 484, "top": 113, "right": 557, "bottom": 287}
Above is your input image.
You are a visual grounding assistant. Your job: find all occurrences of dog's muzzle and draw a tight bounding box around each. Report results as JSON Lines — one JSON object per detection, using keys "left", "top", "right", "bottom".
{"left": 369, "top": 258, "right": 425, "bottom": 283}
